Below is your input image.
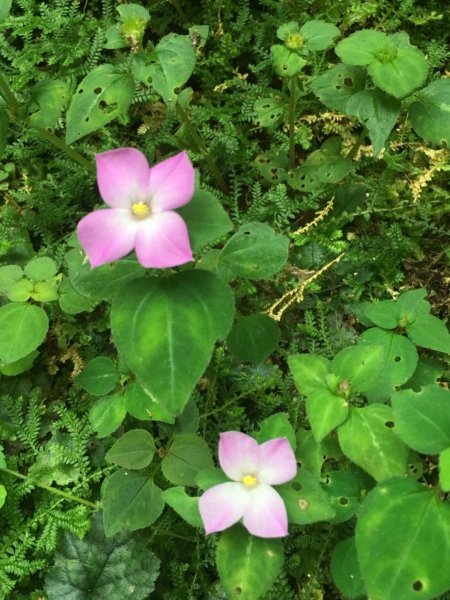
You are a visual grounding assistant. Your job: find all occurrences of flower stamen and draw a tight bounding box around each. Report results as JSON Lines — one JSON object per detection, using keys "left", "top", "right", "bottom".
{"left": 242, "top": 474, "right": 258, "bottom": 488}
{"left": 131, "top": 201, "right": 151, "bottom": 219}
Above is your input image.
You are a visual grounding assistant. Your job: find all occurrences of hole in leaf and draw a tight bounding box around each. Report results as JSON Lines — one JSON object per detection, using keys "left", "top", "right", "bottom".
{"left": 298, "top": 461, "right": 303, "bottom": 468}
{"left": 93, "top": 87, "right": 102, "bottom": 94}
{"left": 326, "top": 172, "right": 332, "bottom": 178}
{"left": 85, "top": 117, "right": 89, "bottom": 122}
{"left": 339, "top": 497, "right": 349, "bottom": 506}
{"left": 99, "top": 100, "right": 107, "bottom": 109}
{"left": 412, "top": 581, "right": 423, "bottom": 591}
{"left": 394, "top": 355, "right": 401, "bottom": 362}
{"left": 262, "top": 103, "right": 270, "bottom": 109}
{"left": 234, "top": 587, "right": 242, "bottom": 595}
{"left": 344, "top": 77, "right": 353, "bottom": 86}
{"left": 322, "top": 454, "right": 328, "bottom": 460}
{"left": 291, "top": 481, "right": 302, "bottom": 491}
{"left": 78, "top": 88, "right": 84, "bottom": 94}
{"left": 283, "top": 65, "right": 288, "bottom": 70}
{"left": 324, "top": 476, "right": 331, "bottom": 485}
{"left": 243, "top": 231, "right": 251, "bottom": 236}
{"left": 385, "top": 420, "right": 395, "bottom": 428}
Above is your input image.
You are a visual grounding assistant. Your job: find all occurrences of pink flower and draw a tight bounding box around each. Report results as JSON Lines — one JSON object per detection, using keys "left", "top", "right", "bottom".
{"left": 77, "top": 148, "right": 195, "bottom": 268}
{"left": 199, "top": 431, "right": 297, "bottom": 538}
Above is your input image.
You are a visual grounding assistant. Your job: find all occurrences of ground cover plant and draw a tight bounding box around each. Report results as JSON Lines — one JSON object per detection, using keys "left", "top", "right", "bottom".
{"left": 0, "top": 0, "right": 449, "bottom": 598}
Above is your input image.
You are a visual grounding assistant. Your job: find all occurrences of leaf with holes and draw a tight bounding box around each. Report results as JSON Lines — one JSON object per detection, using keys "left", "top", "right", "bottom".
{"left": 27, "top": 79, "right": 70, "bottom": 130}
{"left": 331, "top": 537, "right": 366, "bottom": 600}
{"left": 322, "top": 470, "right": 361, "bottom": 524}
{"left": 392, "top": 386, "right": 450, "bottom": 454}
{"left": 295, "top": 428, "right": 343, "bottom": 478}
{"left": 254, "top": 150, "right": 288, "bottom": 183}
{"left": 217, "top": 524, "right": 283, "bottom": 600}
{"left": 271, "top": 44, "right": 306, "bottom": 77}
{"left": 219, "top": 223, "right": 289, "bottom": 279}
{"left": 410, "top": 79, "right": 450, "bottom": 145}
{"left": 102, "top": 470, "right": 165, "bottom": 536}
{"left": 338, "top": 405, "right": 408, "bottom": 481}
{"left": 356, "top": 477, "right": 450, "bottom": 600}
{"left": 278, "top": 469, "right": 335, "bottom": 525}
{"left": 0, "top": 303, "right": 49, "bottom": 364}
{"left": 254, "top": 97, "right": 284, "bottom": 128}
{"left": 162, "top": 434, "right": 214, "bottom": 486}
{"left": 345, "top": 89, "right": 401, "bottom": 156}
{"left": 309, "top": 64, "right": 366, "bottom": 111}
{"left": 111, "top": 270, "right": 234, "bottom": 418}
{"left": 359, "top": 328, "right": 418, "bottom": 402}
{"left": 65, "top": 64, "right": 135, "bottom": 144}
{"left": 226, "top": 314, "right": 280, "bottom": 363}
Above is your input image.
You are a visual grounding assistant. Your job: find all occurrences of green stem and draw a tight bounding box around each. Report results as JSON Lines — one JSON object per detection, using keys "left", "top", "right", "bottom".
{"left": 346, "top": 128, "right": 367, "bottom": 161}
{"left": 31, "top": 126, "right": 96, "bottom": 174}
{"left": 1, "top": 467, "right": 99, "bottom": 509}
{"left": 0, "top": 72, "right": 20, "bottom": 117}
{"left": 288, "top": 76, "right": 297, "bottom": 170}
{"left": 176, "top": 103, "right": 229, "bottom": 194}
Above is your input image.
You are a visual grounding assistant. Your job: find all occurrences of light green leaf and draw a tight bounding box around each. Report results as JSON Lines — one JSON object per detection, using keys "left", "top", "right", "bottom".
{"left": 65, "top": 64, "right": 135, "bottom": 144}
{"left": 27, "top": 80, "right": 70, "bottom": 130}
{"left": 356, "top": 477, "right": 450, "bottom": 600}
{"left": 309, "top": 64, "right": 366, "bottom": 111}
{"left": 301, "top": 20, "right": 340, "bottom": 51}
{"left": 331, "top": 537, "right": 366, "bottom": 600}
{"left": 102, "top": 470, "right": 165, "bottom": 536}
{"left": 0, "top": 349, "right": 39, "bottom": 376}
{"left": 226, "top": 314, "right": 280, "bottom": 363}
{"left": 24, "top": 256, "right": 57, "bottom": 281}
{"left": 105, "top": 429, "right": 156, "bottom": 470}
{"left": 0, "top": 265, "right": 23, "bottom": 294}
{"left": 111, "top": 270, "right": 234, "bottom": 417}
{"left": 219, "top": 223, "right": 289, "bottom": 279}
{"left": 306, "top": 388, "right": 349, "bottom": 442}
{"left": 76, "top": 356, "right": 118, "bottom": 396}
{"left": 6, "top": 278, "right": 33, "bottom": 302}
{"left": 254, "top": 413, "right": 296, "bottom": 451}
{"left": 278, "top": 469, "right": 335, "bottom": 524}
{"left": 392, "top": 386, "right": 450, "bottom": 454}
{"left": 332, "top": 343, "right": 384, "bottom": 394}
{"left": 338, "top": 405, "right": 408, "bottom": 481}
{"left": 406, "top": 314, "right": 450, "bottom": 353}
{"left": 162, "top": 434, "right": 214, "bottom": 486}
{"left": 0, "top": 303, "right": 49, "bottom": 364}
{"left": 124, "top": 380, "right": 175, "bottom": 423}
{"left": 336, "top": 29, "right": 393, "bottom": 65}
{"left": 368, "top": 45, "right": 428, "bottom": 99}
{"left": 288, "top": 353, "right": 331, "bottom": 397}
{"left": 195, "top": 467, "right": 228, "bottom": 490}
{"left": 439, "top": 448, "right": 450, "bottom": 492}
{"left": 217, "top": 525, "right": 283, "bottom": 600}
{"left": 397, "top": 288, "right": 430, "bottom": 322}
{"left": 271, "top": 44, "right": 306, "bottom": 77}
{"left": 362, "top": 298, "right": 399, "bottom": 329}
{"left": 0, "top": 485, "right": 5, "bottom": 509}
{"left": 0, "top": 0, "right": 12, "bottom": 19}
{"left": 89, "top": 393, "right": 127, "bottom": 438}
{"left": 410, "top": 79, "right": 450, "bottom": 145}
{"left": 163, "top": 486, "right": 202, "bottom": 527}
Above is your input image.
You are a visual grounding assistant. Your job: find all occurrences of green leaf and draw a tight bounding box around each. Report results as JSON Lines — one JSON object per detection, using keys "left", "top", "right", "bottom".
{"left": 271, "top": 44, "right": 306, "bottom": 77}
{"left": 0, "top": 0, "right": 12, "bottom": 19}
{"left": 89, "top": 393, "right": 127, "bottom": 438}
{"left": 44, "top": 513, "right": 160, "bottom": 600}
{"left": 219, "top": 223, "right": 289, "bottom": 279}
{"left": 309, "top": 64, "right": 366, "bottom": 111}
{"left": 406, "top": 314, "right": 450, "bottom": 353}
{"left": 65, "top": 64, "right": 135, "bottom": 144}
{"left": 27, "top": 79, "right": 70, "bottom": 130}
{"left": 331, "top": 537, "right": 366, "bottom": 600}
{"left": 397, "top": 288, "right": 430, "bottom": 322}
{"left": 254, "top": 413, "right": 296, "bottom": 451}
{"left": 124, "top": 380, "right": 175, "bottom": 423}
{"left": 163, "top": 486, "right": 202, "bottom": 527}
{"left": 58, "top": 278, "right": 94, "bottom": 314}
{"left": 410, "top": 79, "right": 450, "bottom": 145}
{"left": 295, "top": 428, "right": 343, "bottom": 478}
{"left": 322, "top": 470, "right": 361, "bottom": 524}
{"left": 117, "top": 3, "right": 150, "bottom": 45}
{"left": 0, "top": 265, "right": 22, "bottom": 294}
{"left": 253, "top": 96, "right": 284, "bottom": 128}
{"left": 362, "top": 298, "right": 399, "bottom": 329}
{"left": 278, "top": 469, "right": 335, "bottom": 524}
{"left": 301, "top": 20, "right": 340, "bottom": 51}
{"left": 391, "top": 386, "right": 450, "bottom": 454}
{"left": 338, "top": 405, "right": 408, "bottom": 481}
{"left": 407, "top": 357, "right": 445, "bottom": 391}
{"left": 76, "top": 356, "right": 118, "bottom": 396}
{"left": 177, "top": 188, "right": 233, "bottom": 252}
{"left": 368, "top": 46, "right": 428, "bottom": 99}
{"left": 439, "top": 448, "right": 450, "bottom": 492}
{"left": 0, "top": 108, "right": 9, "bottom": 156}
{"left": 111, "top": 270, "right": 234, "bottom": 417}
{"left": 31, "top": 278, "right": 60, "bottom": 303}
{"left": 66, "top": 247, "right": 144, "bottom": 300}
{"left": 174, "top": 398, "right": 200, "bottom": 434}
{"left": 0, "top": 485, "right": 6, "bottom": 509}
{"left": 0, "top": 303, "right": 49, "bottom": 364}
{"left": 288, "top": 353, "right": 331, "bottom": 397}
{"left": 0, "top": 447, "right": 6, "bottom": 469}
{"left": 306, "top": 389, "right": 349, "bottom": 442}
{"left": 254, "top": 149, "right": 288, "bottom": 184}
{"left": 0, "top": 349, "right": 39, "bottom": 376}
{"left": 217, "top": 525, "right": 283, "bottom": 600}
{"left": 105, "top": 429, "right": 156, "bottom": 470}
{"left": 6, "top": 278, "right": 33, "bottom": 302}
{"left": 195, "top": 466, "right": 228, "bottom": 490}
{"left": 162, "top": 434, "right": 214, "bottom": 486}
{"left": 226, "top": 314, "right": 280, "bottom": 363}
{"left": 102, "top": 470, "right": 165, "bottom": 536}
{"left": 24, "top": 256, "right": 57, "bottom": 281}
{"left": 359, "top": 328, "right": 418, "bottom": 402}
{"left": 356, "top": 477, "right": 450, "bottom": 600}
{"left": 332, "top": 344, "right": 384, "bottom": 394}
{"left": 336, "top": 29, "right": 390, "bottom": 66}
{"left": 345, "top": 89, "right": 401, "bottom": 156}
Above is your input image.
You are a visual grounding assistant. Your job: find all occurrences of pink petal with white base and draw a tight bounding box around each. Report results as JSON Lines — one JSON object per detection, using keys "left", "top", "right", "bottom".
{"left": 77, "top": 209, "right": 137, "bottom": 267}
{"left": 134, "top": 211, "right": 193, "bottom": 268}
{"left": 218, "top": 432, "right": 261, "bottom": 482}
{"left": 199, "top": 482, "right": 249, "bottom": 534}
{"left": 243, "top": 485, "right": 288, "bottom": 538}
{"left": 258, "top": 438, "right": 297, "bottom": 485}
{"left": 148, "top": 151, "right": 195, "bottom": 211}
{"left": 96, "top": 148, "right": 151, "bottom": 208}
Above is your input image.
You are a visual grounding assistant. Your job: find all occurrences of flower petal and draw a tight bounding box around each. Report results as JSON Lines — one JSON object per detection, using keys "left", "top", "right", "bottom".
{"left": 96, "top": 148, "right": 151, "bottom": 208}
{"left": 148, "top": 151, "right": 195, "bottom": 211}
{"left": 219, "top": 432, "right": 260, "bottom": 482}
{"left": 257, "top": 438, "right": 297, "bottom": 485}
{"left": 199, "top": 482, "right": 249, "bottom": 534}
{"left": 243, "top": 485, "right": 288, "bottom": 538}
{"left": 77, "top": 209, "right": 137, "bottom": 267}
{"left": 134, "top": 211, "right": 193, "bottom": 268}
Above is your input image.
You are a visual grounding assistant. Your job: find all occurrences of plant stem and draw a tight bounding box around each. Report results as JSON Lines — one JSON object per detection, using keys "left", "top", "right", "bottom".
{"left": 288, "top": 76, "right": 297, "bottom": 170}
{"left": 31, "top": 126, "right": 96, "bottom": 174}
{"left": 176, "top": 103, "right": 229, "bottom": 194}
{"left": 0, "top": 72, "right": 20, "bottom": 117}
{"left": 346, "top": 128, "right": 367, "bottom": 160}
{"left": 1, "top": 467, "right": 99, "bottom": 509}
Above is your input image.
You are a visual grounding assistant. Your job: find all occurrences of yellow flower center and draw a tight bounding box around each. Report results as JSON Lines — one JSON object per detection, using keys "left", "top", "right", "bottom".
{"left": 131, "top": 201, "right": 151, "bottom": 219}
{"left": 242, "top": 474, "right": 258, "bottom": 488}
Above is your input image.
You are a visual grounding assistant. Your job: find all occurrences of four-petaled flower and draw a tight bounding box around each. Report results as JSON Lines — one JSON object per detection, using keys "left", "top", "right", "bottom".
{"left": 77, "top": 147, "right": 195, "bottom": 269}
{"left": 199, "top": 431, "right": 297, "bottom": 538}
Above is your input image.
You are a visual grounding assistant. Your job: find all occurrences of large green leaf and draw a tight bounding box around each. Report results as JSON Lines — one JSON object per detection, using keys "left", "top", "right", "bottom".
{"left": 306, "top": 389, "right": 349, "bottom": 442}
{"left": 336, "top": 29, "right": 393, "bottom": 66}
{"left": 217, "top": 525, "right": 283, "bottom": 600}
{"left": 161, "top": 434, "right": 213, "bottom": 486}
{"left": 102, "top": 470, "right": 165, "bottom": 536}
{"left": 226, "top": 313, "right": 280, "bottom": 363}
{"left": 368, "top": 46, "right": 428, "bottom": 99}
{"left": 44, "top": 513, "right": 160, "bottom": 600}
{"left": 363, "top": 298, "right": 399, "bottom": 329}
{"left": 332, "top": 343, "right": 384, "bottom": 394}
{"left": 219, "top": 223, "right": 289, "bottom": 279}
{"left": 338, "top": 405, "right": 408, "bottom": 481}
{"left": 410, "top": 79, "right": 450, "bottom": 145}
{"left": 111, "top": 270, "right": 234, "bottom": 417}
{"left": 405, "top": 314, "right": 450, "bottom": 354}
{"left": 65, "top": 64, "right": 135, "bottom": 143}
{"left": 391, "top": 386, "right": 450, "bottom": 454}
{"left": 345, "top": 89, "right": 401, "bottom": 156}
{"left": 301, "top": 20, "right": 340, "bottom": 52}
{"left": 271, "top": 44, "right": 306, "bottom": 77}
{"left": 356, "top": 478, "right": 450, "bottom": 600}
{"left": 309, "top": 64, "right": 366, "bottom": 111}
{"left": 331, "top": 537, "right": 366, "bottom": 600}
{"left": 288, "top": 354, "right": 331, "bottom": 397}
{"left": 0, "top": 303, "right": 49, "bottom": 364}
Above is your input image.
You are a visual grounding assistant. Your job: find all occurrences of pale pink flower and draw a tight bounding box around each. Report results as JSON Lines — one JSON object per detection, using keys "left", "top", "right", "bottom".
{"left": 77, "top": 148, "right": 195, "bottom": 268}
{"left": 199, "top": 431, "right": 297, "bottom": 538}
